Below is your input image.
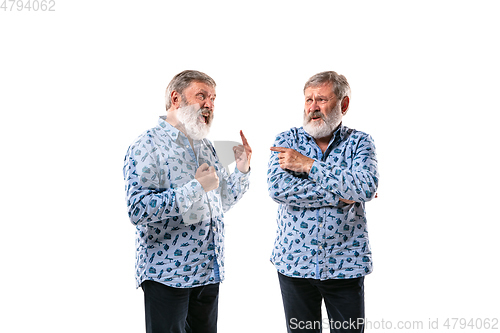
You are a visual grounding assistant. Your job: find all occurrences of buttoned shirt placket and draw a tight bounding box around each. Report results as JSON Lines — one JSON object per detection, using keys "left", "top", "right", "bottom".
{"left": 181, "top": 134, "right": 221, "bottom": 283}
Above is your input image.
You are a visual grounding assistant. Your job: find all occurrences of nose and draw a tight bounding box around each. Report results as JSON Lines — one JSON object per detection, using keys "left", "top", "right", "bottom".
{"left": 204, "top": 98, "right": 214, "bottom": 111}
{"left": 307, "top": 98, "right": 320, "bottom": 113}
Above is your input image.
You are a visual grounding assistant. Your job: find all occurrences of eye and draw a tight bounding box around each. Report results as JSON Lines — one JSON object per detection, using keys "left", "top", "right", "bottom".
{"left": 196, "top": 93, "right": 205, "bottom": 100}
{"left": 305, "top": 98, "right": 313, "bottom": 104}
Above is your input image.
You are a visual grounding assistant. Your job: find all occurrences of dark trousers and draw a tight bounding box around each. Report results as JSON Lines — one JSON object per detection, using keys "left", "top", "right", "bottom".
{"left": 278, "top": 272, "right": 365, "bottom": 333}
{"left": 141, "top": 280, "right": 219, "bottom": 333}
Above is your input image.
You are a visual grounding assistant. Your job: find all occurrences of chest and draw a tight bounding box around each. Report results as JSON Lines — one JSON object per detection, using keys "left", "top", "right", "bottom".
{"left": 153, "top": 137, "right": 219, "bottom": 189}
{"left": 291, "top": 135, "right": 358, "bottom": 169}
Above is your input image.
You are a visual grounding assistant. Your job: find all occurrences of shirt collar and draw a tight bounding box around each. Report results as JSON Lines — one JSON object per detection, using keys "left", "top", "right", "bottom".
{"left": 158, "top": 115, "right": 181, "bottom": 141}
{"left": 158, "top": 116, "right": 209, "bottom": 147}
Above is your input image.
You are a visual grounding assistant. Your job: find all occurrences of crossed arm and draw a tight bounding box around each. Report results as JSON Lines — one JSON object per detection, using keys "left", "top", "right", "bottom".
{"left": 269, "top": 146, "right": 355, "bottom": 204}
{"left": 267, "top": 134, "right": 378, "bottom": 205}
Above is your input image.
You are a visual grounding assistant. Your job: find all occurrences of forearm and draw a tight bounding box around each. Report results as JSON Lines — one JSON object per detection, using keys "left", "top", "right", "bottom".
{"left": 309, "top": 162, "right": 378, "bottom": 201}
{"left": 124, "top": 142, "right": 206, "bottom": 225}
{"left": 220, "top": 166, "right": 250, "bottom": 213}
{"left": 268, "top": 166, "right": 339, "bottom": 207}
{"left": 126, "top": 179, "right": 205, "bottom": 225}
{"left": 268, "top": 133, "right": 340, "bottom": 207}
{"left": 308, "top": 134, "right": 379, "bottom": 202}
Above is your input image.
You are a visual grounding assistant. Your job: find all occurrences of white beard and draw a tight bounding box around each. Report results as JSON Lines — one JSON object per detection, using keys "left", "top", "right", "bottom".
{"left": 177, "top": 103, "right": 213, "bottom": 140}
{"left": 303, "top": 103, "right": 342, "bottom": 139}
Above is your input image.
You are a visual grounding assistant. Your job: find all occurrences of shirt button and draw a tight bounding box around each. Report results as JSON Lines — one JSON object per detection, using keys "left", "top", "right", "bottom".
{"left": 319, "top": 224, "right": 323, "bottom": 228}
{"left": 319, "top": 246, "right": 323, "bottom": 250}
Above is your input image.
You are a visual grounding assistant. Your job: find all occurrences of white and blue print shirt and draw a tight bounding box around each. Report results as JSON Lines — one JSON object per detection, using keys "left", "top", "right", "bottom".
{"left": 124, "top": 116, "right": 250, "bottom": 288}
{"left": 268, "top": 125, "right": 379, "bottom": 280}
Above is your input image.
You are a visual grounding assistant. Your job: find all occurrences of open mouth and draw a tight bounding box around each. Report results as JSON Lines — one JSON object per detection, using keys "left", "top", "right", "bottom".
{"left": 198, "top": 112, "right": 211, "bottom": 124}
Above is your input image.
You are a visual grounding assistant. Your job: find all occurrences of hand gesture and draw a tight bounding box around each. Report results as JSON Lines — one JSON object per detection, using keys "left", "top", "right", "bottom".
{"left": 270, "top": 147, "right": 314, "bottom": 174}
{"left": 233, "top": 130, "right": 252, "bottom": 173}
{"left": 195, "top": 163, "right": 219, "bottom": 192}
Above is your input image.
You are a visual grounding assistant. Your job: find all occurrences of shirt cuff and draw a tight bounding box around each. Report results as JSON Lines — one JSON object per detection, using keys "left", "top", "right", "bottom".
{"left": 183, "top": 179, "right": 205, "bottom": 204}
{"left": 234, "top": 166, "right": 251, "bottom": 181}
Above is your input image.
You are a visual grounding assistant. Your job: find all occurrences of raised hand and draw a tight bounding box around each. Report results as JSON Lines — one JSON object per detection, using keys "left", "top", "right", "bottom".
{"left": 233, "top": 130, "right": 252, "bottom": 173}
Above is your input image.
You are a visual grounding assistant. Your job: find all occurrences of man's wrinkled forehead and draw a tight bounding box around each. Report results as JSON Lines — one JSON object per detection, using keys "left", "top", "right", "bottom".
{"left": 188, "top": 81, "right": 216, "bottom": 96}
{"left": 304, "top": 83, "right": 335, "bottom": 98}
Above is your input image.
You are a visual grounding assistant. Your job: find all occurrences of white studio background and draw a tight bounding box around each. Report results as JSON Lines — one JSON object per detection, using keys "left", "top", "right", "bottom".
{"left": 1, "top": 1, "right": 499, "bottom": 332}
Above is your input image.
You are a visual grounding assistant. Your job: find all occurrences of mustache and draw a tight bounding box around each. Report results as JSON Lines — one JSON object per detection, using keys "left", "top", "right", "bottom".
{"left": 305, "top": 111, "right": 325, "bottom": 123}
{"left": 199, "top": 108, "right": 213, "bottom": 123}
{"left": 199, "top": 108, "right": 212, "bottom": 117}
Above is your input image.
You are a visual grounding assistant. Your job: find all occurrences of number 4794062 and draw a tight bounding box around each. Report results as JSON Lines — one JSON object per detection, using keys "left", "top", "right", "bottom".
{"left": 1, "top": 0, "right": 56, "bottom": 11}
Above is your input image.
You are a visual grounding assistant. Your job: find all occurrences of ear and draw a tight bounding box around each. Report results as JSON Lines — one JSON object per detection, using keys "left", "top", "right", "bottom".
{"left": 341, "top": 96, "right": 350, "bottom": 115}
{"left": 170, "top": 90, "right": 182, "bottom": 109}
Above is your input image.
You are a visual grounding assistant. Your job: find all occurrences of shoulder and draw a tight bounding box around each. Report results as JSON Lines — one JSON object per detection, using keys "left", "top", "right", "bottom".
{"left": 343, "top": 126, "right": 374, "bottom": 141}
{"left": 129, "top": 128, "right": 154, "bottom": 146}
{"left": 126, "top": 125, "right": 163, "bottom": 155}
{"left": 342, "top": 126, "right": 377, "bottom": 152}
{"left": 272, "top": 127, "right": 306, "bottom": 145}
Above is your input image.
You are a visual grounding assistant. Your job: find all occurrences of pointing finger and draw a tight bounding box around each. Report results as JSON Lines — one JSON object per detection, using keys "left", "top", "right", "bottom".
{"left": 240, "top": 130, "right": 248, "bottom": 144}
{"left": 270, "top": 147, "right": 289, "bottom": 152}
{"left": 240, "top": 130, "right": 252, "bottom": 150}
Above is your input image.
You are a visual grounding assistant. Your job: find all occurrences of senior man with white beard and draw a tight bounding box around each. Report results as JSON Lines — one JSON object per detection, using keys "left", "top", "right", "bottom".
{"left": 268, "top": 71, "right": 379, "bottom": 333}
{"left": 123, "top": 70, "right": 251, "bottom": 333}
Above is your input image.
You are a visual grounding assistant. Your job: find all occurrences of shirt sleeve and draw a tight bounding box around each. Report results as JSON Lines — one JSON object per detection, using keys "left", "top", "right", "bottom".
{"left": 308, "top": 133, "right": 379, "bottom": 202}
{"left": 267, "top": 134, "right": 339, "bottom": 208}
{"left": 123, "top": 139, "right": 205, "bottom": 226}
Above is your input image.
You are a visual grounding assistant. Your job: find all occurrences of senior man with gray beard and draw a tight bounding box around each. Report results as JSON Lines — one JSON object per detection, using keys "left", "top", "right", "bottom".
{"left": 268, "top": 71, "right": 379, "bottom": 333}
{"left": 123, "top": 70, "right": 252, "bottom": 333}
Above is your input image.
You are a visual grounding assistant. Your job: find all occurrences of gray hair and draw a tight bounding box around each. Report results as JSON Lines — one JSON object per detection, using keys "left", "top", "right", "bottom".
{"left": 303, "top": 71, "right": 351, "bottom": 101}
{"left": 165, "top": 70, "right": 216, "bottom": 110}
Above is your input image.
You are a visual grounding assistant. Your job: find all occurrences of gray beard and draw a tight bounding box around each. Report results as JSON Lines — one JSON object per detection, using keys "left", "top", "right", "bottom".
{"left": 177, "top": 104, "right": 213, "bottom": 140}
{"left": 303, "top": 104, "right": 342, "bottom": 139}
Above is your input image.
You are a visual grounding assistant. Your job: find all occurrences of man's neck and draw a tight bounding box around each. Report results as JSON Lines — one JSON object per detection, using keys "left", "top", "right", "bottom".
{"left": 313, "top": 124, "right": 341, "bottom": 153}
{"left": 314, "top": 135, "right": 333, "bottom": 153}
{"left": 166, "top": 109, "right": 181, "bottom": 128}
{"left": 166, "top": 109, "right": 194, "bottom": 148}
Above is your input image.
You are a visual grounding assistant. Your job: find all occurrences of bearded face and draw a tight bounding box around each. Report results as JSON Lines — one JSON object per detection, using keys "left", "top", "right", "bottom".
{"left": 303, "top": 100, "right": 342, "bottom": 139}
{"left": 177, "top": 100, "right": 214, "bottom": 140}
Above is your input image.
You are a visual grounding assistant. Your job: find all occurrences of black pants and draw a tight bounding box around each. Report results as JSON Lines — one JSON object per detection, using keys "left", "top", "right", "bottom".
{"left": 141, "top": 280, "right": 219, "bottom": 333}
{"left": 278, "top": 272, "right": 365, "bottom": 333}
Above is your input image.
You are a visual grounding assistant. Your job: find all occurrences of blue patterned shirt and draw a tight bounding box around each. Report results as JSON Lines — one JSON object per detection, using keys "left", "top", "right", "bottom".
{"left": 123, "top": 116, "right": 250, "bottom": 288}
{"left": 268, "top": 125, "right": 379, "bottom": 280}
